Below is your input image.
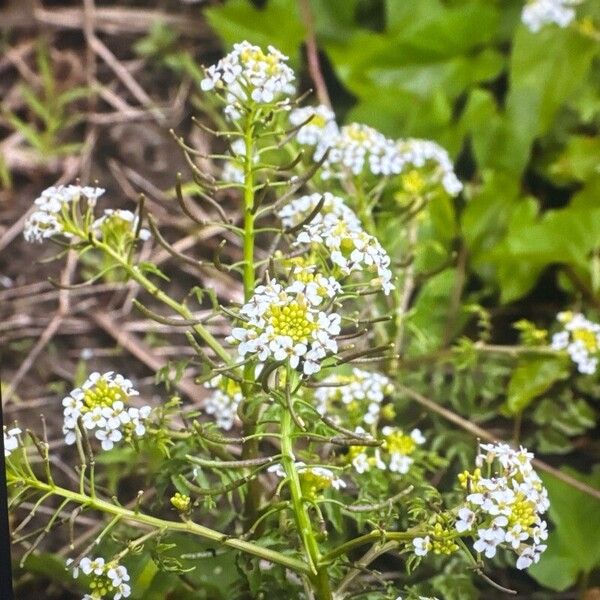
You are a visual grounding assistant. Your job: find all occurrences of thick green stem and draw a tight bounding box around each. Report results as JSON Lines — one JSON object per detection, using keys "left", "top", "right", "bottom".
{"left": 280, "top": 403, "right": 332, "bottom": 600}
{"left": 8, "top": 474, "right": 310, "bottom": 575}
{"left": 240, "top": 110, "right": 262, "bottom": 525}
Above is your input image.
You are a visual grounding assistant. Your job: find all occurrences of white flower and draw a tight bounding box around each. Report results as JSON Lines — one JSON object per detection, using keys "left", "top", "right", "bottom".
{"left": 410, "top": 428, "right": 426, "bottom": 445}
{"left": 3, "top": 426, "right": 21, "bottom": 457}
{"left": 203, "top": 375, "right": 243, "bottom": 430}
{"left": 200, "top": 41, "right": 295, "bottom": 120}
{"left": 413, "top": 536, "right": 431, "bottom": 557}
{"left": 396, "top": 138, "right": 462, "bottom": 196}
{"left": 226, "top": 278, "right": 341, "bottom": 375}
{"left": 351, "top": 452, "right": 370, "bottom": 474}
{"left": 80, "top": 556, "right": 105, "bottom": 575}
{"left": 455, "top": 507, "right": 476, "bottom": 533}
{"left": 516, "top": 544, "right": 547, "bottom": 569}
{"left": 551, "top": 312, "right": 600, "bottom": 374}
{"left": 278, "top": 192, "right": 361, "bottom": 231}
{"left": 473, "top": 528, "right": 502, "bottom": 558}
{"left": 107, "top": 565, "right": 130, "bottom": 586}
{"left": 92, "top": 209, "right": 150, "bottom": 241}
{"left": 522, "top": 0, "right": 578, "bottom": 33}
{"left": 289, "top": 104, "right": 339, "bottom": 160}
{"left": 389, "top": 453, "right": 413, "bottom": 474}
{"left": 351, "top": 427, "right": 424, "bottom": 475}
{"left": 62, "top": 372, "right": 151, "bottom": 450}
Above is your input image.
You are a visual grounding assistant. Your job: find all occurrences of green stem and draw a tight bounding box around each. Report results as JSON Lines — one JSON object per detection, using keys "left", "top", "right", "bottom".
{"left": 240, "top": 109, "right": 262, "bottom": 525}
{"left": 8, "top": 474, "right": 310, "bottom": 575}
{"left": 280, "top": 397, "right": 332, "bottom": 600}
{"left": 323, "top": 530, "right": 419, "bottom": 564}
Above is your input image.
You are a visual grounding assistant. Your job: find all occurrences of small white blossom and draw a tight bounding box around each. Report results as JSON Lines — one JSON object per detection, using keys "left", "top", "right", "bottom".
{"left": 3, "top": 426, "right": 21, "bottom": 457}
{"left": 552, "top": 311, "right": 600, "bottom": 374}
{"left": 522, "top": 0, "right": 578, "bottom": 32}
{"left": 289, "top": 104, "right": 339, "bottom": 160}
{"left": 516, "top": 543, "right": 547, "bottom": 569}
{"left": 200, "top": 41, "right": 295, "bottom": 120}
{"left": 203, "top": 375, "right": 243, "bottom": 430}
{"left": 413, "top": 536, "right": 431, "bottom": 557}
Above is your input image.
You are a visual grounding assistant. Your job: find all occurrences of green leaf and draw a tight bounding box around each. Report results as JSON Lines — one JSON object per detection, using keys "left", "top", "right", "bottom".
{"left": 506, "top": 355, "right": 569, "bottom": 414}
{"left": 204, "top": 0, "right": 305, "bottom": 67}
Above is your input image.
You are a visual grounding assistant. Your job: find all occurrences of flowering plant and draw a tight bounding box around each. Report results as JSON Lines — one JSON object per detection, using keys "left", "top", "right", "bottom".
{"left": 9, "top": 38, "right": 598, "bottom": 600}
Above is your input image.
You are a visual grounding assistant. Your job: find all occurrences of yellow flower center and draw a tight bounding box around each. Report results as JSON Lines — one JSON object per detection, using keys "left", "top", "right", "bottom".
{"left": 401, "top": 169, "right": 426, "bottom": 194}
{"left": 82, "top": 380, "right": 126, "bottom": 413}
{"left": 240, "top": 48, "right": 280, "bottom": 76}
{"left": 300, "top": 470, "right": 332, "bottom": 500}
{"left": 311, "top": 114, "right": 327, "bottom": 128}
{"left": 265, "top": 296, "right": 316, "bottom": 343}
{"left": 346, "top": 125, "right": 370, "bottom": 143}
{"left": 384, "top": 431, "right": 416, "bottom": 455}
{"left": 573, "top": 328, "right": 597, "bottom": 352}
{"left": 509, "top": 494, "right": 537, "bottom": 530}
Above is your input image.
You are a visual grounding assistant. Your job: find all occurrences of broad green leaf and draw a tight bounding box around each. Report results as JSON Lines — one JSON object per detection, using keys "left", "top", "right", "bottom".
{"left": 204, "top": 0, "right": 305, "bottom": 67}
{"left": 506, "top": 355, "right": 569, "bottom": 414}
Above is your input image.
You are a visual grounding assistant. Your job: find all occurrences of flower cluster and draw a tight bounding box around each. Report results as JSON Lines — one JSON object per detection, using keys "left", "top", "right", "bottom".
{"left": 551, "top": 311, "right": 600, "bottom": 374}
{"left": 200, "top": 41, "right": 295, "bottom": 120}
{"left": 62, "top": 372, "right": 152, "bottom": 451}
{"left": 289, "top": 104, "right": 338, "bottom": 161}
{"left": 203, "top": 375, "right": 243, "bottom": 430}
{"left": 227, "top": 279, "right": 341, "bottom": 375}
{"left": 3, "top": 426, "right": 21, "bottom": 457}
{"left": 24, "top": 185, "right": 104, "bottom": 243}
{"left": 412, "top": 521, "right": 460, "bottom": 558}
{"left": 396, "top": 138, "right": 463, "bottom": 196}
{"left": 350, "top": 427, "right": 425, "bottom": 475}
{"left": 293, "top": 195, "right": 395, "bottom": 294}
{"left": 92, "top": 209, "right": 150, "bottom": 242}
{"left": 452, "top": 442, "right": 549, "bottom": 570}
{"left": 278, "top": 192, "right": 361, "bottom": 231}
{"left": 268, "top": 462, "right": 346, "bottom": 499}
{"left": 287, "top": 108, "right": 461, "bottom": 195}
{"left": 322, "top": 123, "right": 401, "bottom": 179}
{"left": 314, "top": 368, "right": 394, "bottom": 427}
{"left": 521, "top": 0, "right": 578, "bottom": 32}
{"left": 71, "top": 556, "right": 131, "bottom": 600}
